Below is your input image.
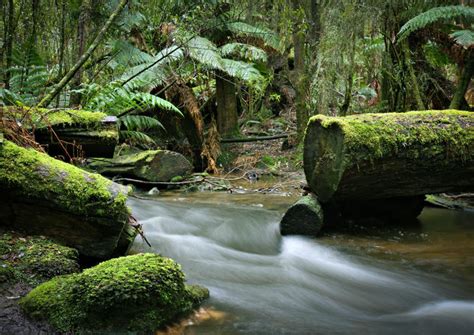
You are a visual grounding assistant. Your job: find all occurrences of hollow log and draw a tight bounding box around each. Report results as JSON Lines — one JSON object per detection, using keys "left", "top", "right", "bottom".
{"left": 86, "top": 150, "right": 193, "bottom": 182}
{"left": 304, "top": 110, "right": 474, "bottom": 203}
{"left": 0, "top": 140, "right": 135, "bottom": 259}
{"left": 280, "top": 194, "right": 324, "bottom": 236}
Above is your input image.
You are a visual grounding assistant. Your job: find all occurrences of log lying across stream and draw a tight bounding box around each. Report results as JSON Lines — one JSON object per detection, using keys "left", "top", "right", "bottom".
{"left": 282, "top": 110, "right": 474, "bottom": 235}
{"left": 0, "top": 140, "right": 136, "bottom": 259}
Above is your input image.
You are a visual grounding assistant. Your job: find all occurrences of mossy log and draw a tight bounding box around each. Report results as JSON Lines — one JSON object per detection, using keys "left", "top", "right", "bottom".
{"left": 280, "top": 194, "right": 324, "bottom": 236}
{"left": 304, "top": 110, "right": 474, "bottom": 203}
{"left": 0, "top": 140, "right": 136, "bottom": 259}
{"left": 1, "top": 107, "right": 118, "bottom": 157}
{"left": 20, "top": 253, "right": 209, "bottom": 333}
{"left": 86, "top": 150, "right": 193, "bottom": 182}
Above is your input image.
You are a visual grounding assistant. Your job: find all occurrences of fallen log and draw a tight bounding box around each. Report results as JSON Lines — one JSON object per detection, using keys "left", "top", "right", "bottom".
{"left": 304, "top": 110, "right": 474, "bottom": 203}
{"left": 86, "top": 150, "right": 193, "bottom": 182}
{"left": 1, "top": 107, "right": 119, "bottom": 158}
{"left": 0, "top": 140, "right": 136, "bottom": 259}
{"left": 280, "top": 194, "right": 324, "bottom": 235}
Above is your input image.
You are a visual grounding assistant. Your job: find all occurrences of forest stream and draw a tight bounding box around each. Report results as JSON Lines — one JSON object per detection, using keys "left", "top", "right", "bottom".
{"left": 130, "top": 191, "right": 474, "bottom": 335}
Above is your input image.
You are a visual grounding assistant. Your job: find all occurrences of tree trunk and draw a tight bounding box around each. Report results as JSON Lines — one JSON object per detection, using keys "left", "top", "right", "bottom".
{"left": 0, "top": 140, "right": 135, "bottom": 259}
{"left": 69, "top": 0, "right": 90, "bottom": 106}
{"left": 37, "top": 0, "right": 128, "bottom": 108}
{"left": 304, "top": 110, "right": 474, "bottom": 203}
{"left": 280, "top": 194, "right": 324, "bottom": 236}
{"left": 216, "top": 72, "right": 239, "bottom": 137}
{"left": 450, "top": 57, "right": 474, "bottom": 110}
{"left": 291, "top": 0, "right": 309, "bottom": 141}
{"left": 4, "top": 0, "right": 14, "bottom": 89}
{"left": 86, "top": 150, "right": 193, "bottom": 182}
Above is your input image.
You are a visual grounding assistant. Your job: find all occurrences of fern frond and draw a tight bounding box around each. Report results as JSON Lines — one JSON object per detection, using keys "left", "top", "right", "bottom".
{"left": 186, "top": 36, "right": 224, "bottom": 70}
{"left": 221, "top": 59, "right": 265, "bottom": 88}
{"left": 226, "top": 22, "right": 281, "bottom": 51}
{"left": 398, "top": 5, "right": 474, "bottom": 42}
{"left": 120, "top": 45, "right": 184, "bottom": 90}
{"left": 220, "top": 43, "right": 268, "bottom": 63}
{"left": 450, "top": 29, "right": 474, "bottom": 48}
{"left": 132, "top": 92, "right": 183, "bottom": 115}
{"left": 119, "top": 115, "right": 164, "bottom": 131}
{"left": 108, "top": 40, "right": 154, "bottom": 70}
{"left": 120, "top": 130, "right": 156, "bottom": 145}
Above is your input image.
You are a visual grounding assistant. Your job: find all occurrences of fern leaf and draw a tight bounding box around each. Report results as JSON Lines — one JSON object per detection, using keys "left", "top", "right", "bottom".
{"left": 186, "top": 36, "right": 224, "bottom": 70}
{"left": 450, "top": 29, "right": 474, "bottom": 48}
{"left": 119, "top": 115, "right": 164, "bottom": 131}
{"left": 221, "top": 59, "right": 265, "bottom": 87}
{"left": 226, "top": 22, "right": 281, "bottom": 51}
{"left": 120, "top": 130, "right": 156, "bottom": 145}
{"left": 220, "top": 43, "right": 268, "bottom": 63}
{"left": 398, "top": 5, "right": 474, "bottom": 42}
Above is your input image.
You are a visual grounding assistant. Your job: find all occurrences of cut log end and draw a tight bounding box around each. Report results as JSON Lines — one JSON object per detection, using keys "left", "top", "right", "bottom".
{"left": 280, "top": 194, "right": 324, "bottom": 236}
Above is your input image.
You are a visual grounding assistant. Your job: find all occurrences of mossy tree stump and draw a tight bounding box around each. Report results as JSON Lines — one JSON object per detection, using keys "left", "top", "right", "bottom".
{"left": 0, "top": 140, "right": 135, "bottom": 259}
{"left": 280, "top": 194, "right": 324, "bottom": 235}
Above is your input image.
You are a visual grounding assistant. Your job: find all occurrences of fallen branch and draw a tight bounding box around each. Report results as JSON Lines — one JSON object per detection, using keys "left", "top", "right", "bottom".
{"left": 220, "top": 133, "right": 293, "bottom": 143}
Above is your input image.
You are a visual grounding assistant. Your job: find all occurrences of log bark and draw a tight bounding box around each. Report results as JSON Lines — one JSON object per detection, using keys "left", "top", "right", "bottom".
{"left": 280, "top": 194, "right": 324, "bottom": 236}
{"left": 86, "top": 150, "right": 193, "bottom": 182}
{"left": 0, "top": 140, "right": 136, "bottom": 259}
{"left": 304, "top": 110, "right": 474, "bottom": 203}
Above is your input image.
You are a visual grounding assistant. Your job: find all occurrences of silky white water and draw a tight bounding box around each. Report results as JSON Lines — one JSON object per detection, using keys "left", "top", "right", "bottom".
{"left": 130, "top": 194, "right": 474, "bottom": 335}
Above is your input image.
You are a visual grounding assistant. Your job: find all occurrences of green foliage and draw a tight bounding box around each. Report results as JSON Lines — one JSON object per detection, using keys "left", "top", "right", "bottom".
{"left": 397, "top": 5, "right": 474, "bottom": 42}
{"left": 20, "top": 253, "right": 209, "bottom": 333}
{"left": 1, "top": 48, "right": 49, "bottom": 106}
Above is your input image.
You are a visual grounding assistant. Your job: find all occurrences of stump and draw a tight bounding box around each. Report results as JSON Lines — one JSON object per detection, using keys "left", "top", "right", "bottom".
{"left": 280, "top": 194, "right": 324, "bottom": 236}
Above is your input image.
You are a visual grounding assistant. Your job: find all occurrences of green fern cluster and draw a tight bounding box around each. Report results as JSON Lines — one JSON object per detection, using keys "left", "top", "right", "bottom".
{"left": 398, "top": 5, "right": 474, "bottom": 42}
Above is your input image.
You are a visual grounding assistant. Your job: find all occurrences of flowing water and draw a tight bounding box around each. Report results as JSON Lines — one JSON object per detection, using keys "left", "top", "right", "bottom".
{"left": 130, "top": 192, "right": 474, "bottom": 335}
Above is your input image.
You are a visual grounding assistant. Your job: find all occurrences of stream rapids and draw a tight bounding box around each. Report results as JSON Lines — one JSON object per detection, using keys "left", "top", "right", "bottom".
{"left": 130, "top": 193, "right": 474, "bottom": 335}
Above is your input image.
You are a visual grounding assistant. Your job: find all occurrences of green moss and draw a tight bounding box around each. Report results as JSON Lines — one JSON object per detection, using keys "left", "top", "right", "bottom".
{"left": 0, "top": 140, "right": 130, "bottom": 220}
{"left": 20, "top": 253, "right": 209, "bottom": 333}
{"left": 0, "top": 232, "right": 80, "bottom": 286}
{"left": 1, "top": 106, "right": 107, "bottom": 129}
{"left": 308, "top": 110, "right": 474, "bottom": 166}
{"left": 0, "top": 261, "right": 15, "bottom": 283}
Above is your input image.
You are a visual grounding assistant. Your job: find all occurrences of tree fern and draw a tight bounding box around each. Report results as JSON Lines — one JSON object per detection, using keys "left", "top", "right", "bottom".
{"left": 221, "top": 59, "right": 265, "bottom": 88}
{"left": 398, "top": 5, "right": 474, "bottom": 42}
{"left": 120, "top": 130, "right": 156, "bottom": 145}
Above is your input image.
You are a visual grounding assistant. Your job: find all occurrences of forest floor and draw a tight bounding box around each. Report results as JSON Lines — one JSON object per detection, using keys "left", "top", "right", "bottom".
{"left": 215, "top": 110, "right": 306, "bottom": 195}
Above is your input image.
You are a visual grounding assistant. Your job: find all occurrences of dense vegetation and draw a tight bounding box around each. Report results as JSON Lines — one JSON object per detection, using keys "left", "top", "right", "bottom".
{"left": 1, "top": 0, "right": 472, "bottom": 172}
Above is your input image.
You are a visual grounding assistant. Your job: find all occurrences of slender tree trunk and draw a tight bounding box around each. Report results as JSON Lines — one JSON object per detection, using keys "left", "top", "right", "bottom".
{"left": 292, "top": 0, "right": 309, "bottom": 141}
{"left": 216, "top": 72, "right": 238, "bottom": 137}
{"left": 340, "top": 32, "right": 356, "bottom": 116}
{"left": 37, "top": 0, "right": 129, "bottom": 108}
{"left": 69, "top": 0, "right": 90, "bottom": 106}
{"left": 404, "top": 42, "right": 425, "bottom": 110}
{"left": 450, "top": 57, "right": 474, "bottom": 110}
{"left": 56, "top": 0, "right": 66, "bottom": 107}
{"left": 4, "top": 0, "right": 14, "bottom": 89}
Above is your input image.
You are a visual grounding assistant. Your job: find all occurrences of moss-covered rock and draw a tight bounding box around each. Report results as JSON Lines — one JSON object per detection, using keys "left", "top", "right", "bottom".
{"left": 20, "top": 253, "right": 209, "bottom": 333}
{"left": 0, "top": 232, "right": 80, "bottom": 286}
{"left": 0, "top": 140, "right": 136, "bottom": 258}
